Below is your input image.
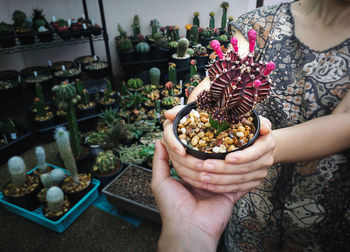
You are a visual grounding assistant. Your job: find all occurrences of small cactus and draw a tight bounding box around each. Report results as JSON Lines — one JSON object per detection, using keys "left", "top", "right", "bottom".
{"left": 54, "top": 127, "right": 79, "bottom": 183}
{"left": 81, "top": 89, "right": 90, "bottom": 106}
{"left": 21, "top": 18, "right": 33, "bottom": 31}
{"left": 75, "top": 79, "right": 84, "bottom": 96}
{"left": 12, "top": 10, "right": 26, "bottom": 28}
{"left": 135, "top": 42, "right": 150, "bottom": 53}
{"left": 93, "top": 150, "right": 117, "bottom": 173}
{"left": 169, "top": 41, "right": 178, "bottom": 49}
{"left": 190, "top": 60, "right": 198, "bottom": 79}
{"left": 35, "top": 146, "right": 47, "bottom": 173}
{"left": 220, "top": 1, "right": 229, "bottom": 31}
{"left": 117, "top": 37, "right": 133, "bottom": 52}
{"left": 149, "top": 67, "right": 161, "bottom": 86}
{"left": 150, "top": 19, "right": 160, "bottom": 39}
{"left": 174, "top": 25, "right": 180, "bottom": 41}
{"left": 34, "top": 97, "right": 47, "bottom": 118}
{"left": 50, "top": 169, "right": 66, "bottom": 186}
{"left": 190, "top": 25, "right": 199, "bottom": 46}
{"left": 165, "top": 81, "right": 175, "bottom": 97}
{"left": 176, "top": 38, "right": 189, "bottom": 58}
{"left": 8, "top": 156, "right": 27, "bottom": 187}
{"left": 46, "top": 186, "right": 64, "bottom": 213}
{"left": 117, "top": 23, "right": 127, "bottom": 39}
{"left": 168, "top": 62, "right": 177, "bottom": 84}
{"left": 35, "top": 83, "right": 46, "bottom": 104}
{"left": 132, "top": 15, "right": 141, "bottom": 38}
{"left": 193, "top": 12, "right": 200, "bottom": 27}
{"left": 209, "top": 12, "right": 215, "bottom": 29}
{"left": 185, "top": 24, "right": 192, "bottom": 40}
{"left": 40, "top": 173, "right": 52, "bottom": 189}
{"left": 127, "top": 78, "right": 143, "bottom": 90}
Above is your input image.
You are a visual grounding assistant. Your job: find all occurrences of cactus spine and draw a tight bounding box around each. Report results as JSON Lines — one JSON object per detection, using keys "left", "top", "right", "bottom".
{"left": 8, "top": 156, "right": 26, "bottom": 187}
{"left": 193, "top": 12, "right": 200, "bottom": 27}
{"left": 220, "top": 2, "right": 229, "bottom": 30}
{"left": 209, "top": 12, "right": 215, "bottom": 29}
{"left": 55, "top": 127, "right": 79, "bottom": 183}
{"left": 176, "top": 38, "right": 189, "bottom": 58}
{"left": 191, "top": 25, "right": 199, "bottom": 46}
{"left": 149, "top": 67, "right": 161, "bottom": 86}
{"left": 52, "top": 82, "right": 82, "bottom": 157}
{"left": 168, "top": 63, "right": 177, "bottom": 84}
{"left": 35, "top": 146, "right": 47, "bottom": 173}
{"left": 46, "top": 186, "right": 64, "bottom": 212}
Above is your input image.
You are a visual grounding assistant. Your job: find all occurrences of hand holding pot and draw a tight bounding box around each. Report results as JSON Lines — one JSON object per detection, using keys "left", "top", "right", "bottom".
{"left": 162, "top": 107, "right": 275, "bottom": 193}
{"left": 152, "top": 140, "right": 246, "bottom": 251}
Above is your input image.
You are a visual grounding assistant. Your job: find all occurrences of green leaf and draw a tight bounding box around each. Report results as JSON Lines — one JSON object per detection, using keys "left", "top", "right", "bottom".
{"left": 209, "top": 116, "right": 229, "bottom": 135}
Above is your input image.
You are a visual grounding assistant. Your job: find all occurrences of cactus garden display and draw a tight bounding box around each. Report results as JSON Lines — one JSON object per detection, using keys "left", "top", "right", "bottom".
{"left": 174, "top": 30, "right": 275, "bottom": 159}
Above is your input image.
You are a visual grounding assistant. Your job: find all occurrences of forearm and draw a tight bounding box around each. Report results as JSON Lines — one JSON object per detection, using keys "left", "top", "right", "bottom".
{"left": 158, "top": 222, "right": 217, "bottom": 252}
{"left": 273, "top": 112, "right": 350, "bottom": 163}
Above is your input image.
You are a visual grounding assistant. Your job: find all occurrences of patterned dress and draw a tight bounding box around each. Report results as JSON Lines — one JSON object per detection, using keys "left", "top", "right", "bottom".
{"left": 223, "top": 3, "right": 350, "bottom": 252}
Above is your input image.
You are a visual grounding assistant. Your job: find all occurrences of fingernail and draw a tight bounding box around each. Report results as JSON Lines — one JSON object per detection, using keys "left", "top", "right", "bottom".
{"left": 204, "top": 163, "right": 214, "bottom": 171}
{"left": 227, "top": 157, "right": 238, "bottom": 163}
{"left": 201, "top": 175, "right": 211, "bottom": 182}
{"left": 196, "top": 162, "right": 203, "bottom": 170}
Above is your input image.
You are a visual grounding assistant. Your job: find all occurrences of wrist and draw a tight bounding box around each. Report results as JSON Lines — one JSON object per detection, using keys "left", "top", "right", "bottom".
{"left": 158, "top": 220, "right": 218, "bottom": 252}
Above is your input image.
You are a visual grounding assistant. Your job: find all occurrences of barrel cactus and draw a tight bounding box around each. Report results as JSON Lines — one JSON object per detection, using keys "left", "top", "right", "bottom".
{"left": 127, "top": 78, "right": 143, "bottom": 90}
{"left": 8, "top": 156, "right": 27, "bottom": 187}
{"left": 197, "top": 29, "right": 275, "bottom": 123}
{"left": 135, "top": 42, "right": 150, "bottom": 53}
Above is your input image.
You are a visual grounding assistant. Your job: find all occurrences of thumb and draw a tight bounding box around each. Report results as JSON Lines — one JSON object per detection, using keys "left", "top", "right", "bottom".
{"left": 164, "top": 105, "right": 184, "bottom": 120}
{"left": 259, "top": 116, "right": 272, "bottom": 136}
{"left": 152, "top": 140, "right": 170, "bottom": 183}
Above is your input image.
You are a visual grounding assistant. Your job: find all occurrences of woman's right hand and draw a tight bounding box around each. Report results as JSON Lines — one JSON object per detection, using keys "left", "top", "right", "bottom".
{"left": 161, "top": 106, "right": 275, "bottom": 193}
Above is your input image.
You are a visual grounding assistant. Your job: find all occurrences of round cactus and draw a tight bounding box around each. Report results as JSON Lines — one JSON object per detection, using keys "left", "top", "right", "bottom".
{"left": 176, "top": 38, "right": 189, "bottom": 58}
{"left": 50, "top": 169, "right": 66, "bottom": 186}
{"left": 46, "top": 186, "right": 64, "bottom": 212}
{"left": 40, "top": 173, "right": 52, "bottom": 189}
{"left": 149, "top": 67, "right": 161, "bottom": 86}
{"left": 8, "top": 156, "right": 27, "bottom": 187}
{"left": 127, "top": 78, "right": 143, "bottom": 89}
{"left": 35, "top": 146, "right": 47, "bottom": 173}
{"left": 135, "top": 42, "right": 150, "bottom": 53}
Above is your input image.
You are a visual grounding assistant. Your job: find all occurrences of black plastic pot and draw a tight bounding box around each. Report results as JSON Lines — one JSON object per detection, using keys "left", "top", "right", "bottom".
{"left": 173, "top": 101, "right": 261, "bottom": 160}
{"left": 199, "top": 37, "right": 213, "bottom": 47}
{"left": 171, "top": 55, "right": 191, "bottom": 71}
{"left": 0, "top": 32, "right": 16, "bottom": 48}
{"left": 17, "top": 31, "right": 35, "bottom": 45}
{"left": 136, "top": 51, "right": 151, "bottom": 61}
{"left": 84, "top": 61, "right": 109, "bottom": 79}
{"left": 65, "top": 181, "right": 93, "bottom": 206}
{"left": 74, "top": 55, "right": 99, "bottom": 70}
{"left": 97, "top": 100, "right": 117, "bottom": 112}
{"left": 2, "top": 179, "right": 41, "bottom": 211}
{"left": 118, "top": 49, "right": 135, "bottom": 63}
{"left": 33, "top": 115, "right": 56, "bottom": 129}
{"left": 77, "top": 104, "right": 97, "bottom": 118}
{"left": 76, "top": 147, "right": 93, "bottom": 175}
{"left": 50, "top": 61, "right": 77, "bottom": 72}
{"left": 37, "top": 29, "right": 54, "bottom": 42}
{"left": 91, "top": 27, "right": 102, "bottom": 36}
{"left": 93, "top": 161, "right": 123, "bottom": 191}
{"left": 21, "top": 66, "right": 53, "bottom": 93}
{"left": 152, "top": 46, "right": 169, "bottom": 60}
{"left": 194, "top": 55, "right": 209, "bottom": 67}
{"left": 0, "top": 70, "right": 21, "bottom": 101}
{"left": 54, "top": 70, "right": 82, "bottom": 83}
{"left": 43, "top": 199, "right": 70, "bottom": 221}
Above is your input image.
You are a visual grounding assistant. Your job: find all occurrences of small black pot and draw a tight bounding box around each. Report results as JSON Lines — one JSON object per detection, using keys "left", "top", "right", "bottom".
{"left": 93, "top": 162, "right": 123, "bottom": 191}
{"left": 118, "top": 49, "right": 135, "bottom": 63}
{"left": 34, "top": 115, "right": 56, "bottom": 129}
{"left": 21, "top": 66, "right": 53, "bottom": 93}
{"left": 76, "top": 148, "right": 93, "bottom": 175}
{"left": 84, "top": 61, "right": 109, "bottom": 79}
{"left": 37, "top": 30, "right": 54, "bottom": 42}
{"left": 199, "top": 37, "right": 213, "bottom": 47}
{"left": 152, "top": 46, "right": 170, "bottom": 60}
{"left": 0, "top": 32, "right": 16, "bottom": 48}
{"left": 54, "top": 71, "right": 82, "bottom": 83}
{"left": 43, "top": 199, "right": 70, "bottom": 221}
{"left": 74, "top": 55, "right": 99, "bottom": 70}
{"left": 171, "top": 55, "right": 191, "bottom": 71}
{"left": 194, "top": 55, "right": 209, "bottom": 67}
{"left": 173, "top": 101, "right": 261, "bottom": 160}
{"left": 65, "top": 182, "right": 93, "bottom": 206}
{"left": 2, "top": 180, "right": 41, "bottom": 211}
{"left": 77, "top": 104, "right": 97, "bottom": 118}
{"left": 97, "top": 100, "right": 117, "bottom": 112}
{"left": 0, "top": 70, "right": 20, "bottom": 101}
{"left": 136, "top": 51, "right": 151, "bottom": 61}
{"left": 17, "top": 31, "right": 35, "bottom": 45}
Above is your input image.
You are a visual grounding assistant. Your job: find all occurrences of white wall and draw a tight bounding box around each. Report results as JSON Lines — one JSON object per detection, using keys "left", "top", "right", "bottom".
{"left": 0, "top": 0, "right": 257, "bottom": 76}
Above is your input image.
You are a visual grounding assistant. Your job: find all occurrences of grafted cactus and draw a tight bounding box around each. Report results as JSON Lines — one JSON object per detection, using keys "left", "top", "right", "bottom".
{"left": 8, "top": 156, "right": 27, "bottom": 187}
{"left": 190, "top": 25, "right": 199, "bottom": 46}
{"left": 197, "top": 29, "right": 275, "bottom": 123}
{"left": 54, "top": 127, "right": 79, "bottom": 183}
{"left": 168, "top": 62, "right": 177, "bottom": 84}
{"left": 46, "top": 186, "right": 64, "bottom": 212}
{"left": 193, "top": 12, "right": 200, "bottom": 27}
{"left": 220, "top": 2, "right": 229, "bottom": 30}
{"left": 209, "top": 12, "right": 215, "bottom": 29}
{"left": 35, "top": 146, "right": 47, "bottom": 173}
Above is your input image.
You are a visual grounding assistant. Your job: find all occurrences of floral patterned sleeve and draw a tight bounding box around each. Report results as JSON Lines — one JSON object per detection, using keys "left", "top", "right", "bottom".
{"left": 233, "top": 5, "right": 280, "bottom": 50}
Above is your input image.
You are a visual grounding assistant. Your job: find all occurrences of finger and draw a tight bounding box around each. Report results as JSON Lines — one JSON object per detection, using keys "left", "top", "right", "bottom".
{"left": 199, "top": 166, "right": 268, "bottom": 185}
{"left": 164, "top": 105, "right": 184, "bottom": 120}
{"left": 259, "top": 116, "right": 272, "bottom": 136}
{"left": 171, "top": 158, "right": 203, "bottom": 183}
{"left": 162, "top": 118, "right": 186, "bottom": 157}
{"left": 180, "top": 174, "right": 206, "bottom": 190}
{"left": 152, "top": 140, "right": 170, "bottom": 184}
{"left": 206, "top": 180, "right": 262, "bottom": 193}
{"left": 225, "top": 133, "right": 275, "bottom": 164}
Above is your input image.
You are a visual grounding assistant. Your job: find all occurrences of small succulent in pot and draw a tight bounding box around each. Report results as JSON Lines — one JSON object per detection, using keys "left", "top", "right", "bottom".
{"left": 174, "top": 30, "right": 275, "bottom": 159}
{"left": 44, "top": 186, "right": 70, "bottom": 221}
{"left": 127, "top": 78, "right": 143, "bottom": 91}
{"left": 93, "top": 150, "right": 122, "bottom": 175}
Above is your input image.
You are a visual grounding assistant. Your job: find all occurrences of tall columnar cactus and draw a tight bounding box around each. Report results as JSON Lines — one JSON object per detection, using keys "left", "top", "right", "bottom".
{"left": 52, "top": 82, "right": 82, "bottom": 158}
{"left": 54, "top": 127, "right": 79, "bottom": 183}
{"left": 8, "top": 156, "right": 27, "bottom": 187}
{"left": 220, "top": 2, "right": 229, "bottom": 30}
{"left": 190, "top": 60, "right": 198, "bottom": 79}
{"left": 50, "top": 168, "right": 66, "bottom": 186}
{"left": 227, "top": 16, "right": 235, "bottom": 34}
{"left": 81, "top": 89, "right": 90, "bottom": 106}
{"left": 209, "top": 12, "right": 215, "bottom": 29}
{"left": 34, "top": 97, "right": 47, "bottom": 118}
{"left": 150, "top": 19, "right": 160, "bottom": 39}
{"left": 168, "top": 62, "right": 177, "bottom": 84}
{"left": 117, "top": 23, "right": 127, "bottom": 39}
{"left": 193, "top": 12, "right": 200, "bottom": 27}
{"left": 135, "top": 42, "right": 150, "bottom": 53}
{"left": 174, "top": 25, "right": 180, "bottom": 41}
{"left": 40, "top": 173, "right": 52, "bottom": 189}
{"left": 46, "top": 186, "right": 64, "bottom": 212}
{"left": 176, "top": 38, "right": 189, "bottom": 58}
{"left": 191, "top": 25, "right": 199, "bottom": 46}
{"left": 185, "top": 24, "right": 192, "bottom": 40}
{"left": 197, "top": 30, "right": 275, "bottom": 123}
{"left": 35, "top": 146, "right": 47, "bottom": 173}
{"left": 132, "top": 15, "right": 141, "bottom": 38}
{"left": 149, "top": 67, "right": 161, "bottom": 86}
{"left": 35, "top": 83, "right": 45, "bottom": 104}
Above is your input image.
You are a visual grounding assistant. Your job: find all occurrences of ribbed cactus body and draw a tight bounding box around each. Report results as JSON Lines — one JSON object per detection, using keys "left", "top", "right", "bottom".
{"left": 176, "top": 38, "right": 189, "bottom": 58}
{"left": 193, "top": 12, "right": 200, "bottom": 27}
{"left": 127, "top": 78, "right": 143, "bottom": 89}
{"left": 81, "top": 89, "right": 90, "bottom": 106}
{"left": 168, "top": 63, "right": 177, "bottom": 84}
{"left": 149, "top": 67, "right": 161, "bottom": 86}
{"left": 169, "top": 41, "right": 178, "bottom": 49}
{"left": 8, "top": 156, "right": 26, "bottom": 187}
{"left": 220, "top": 2, "right": 229, "bottom": 30}
{"left": 35, "top": 146, "right": 47, "bottom": 173}
{"left": 46, "top": 186, "right": 64, "bottom": 212}
{"left": 209, "top": 12, "right": 215, "bottom": 29}
{"left": 118, "top": 38, "right": 133, "bottom": 52}
{"left": 136, "top": 42, "right": 150, "bottom": 53}
{"left": 191, "top": 25, "right": 199, "bottom": 46}
{"left": 75, "top": 79, "right": 84, "bottom": 96}
{"left": 54, "top": 127, "right": 79, "bottom": 183}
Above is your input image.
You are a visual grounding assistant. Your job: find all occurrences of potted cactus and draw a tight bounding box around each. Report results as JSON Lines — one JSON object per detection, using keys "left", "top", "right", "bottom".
{"left": 84, "top": 61, "right": 109, "bottom": 79}
{"left": 116, "top": 23, "right": 135, "bottom": 63}
{"left": 55, "top": 127, "right": 92, "bottom": 205}
{"left": 220, "top": 1, "right": 229, "bottom": 34}
{"left": 171, "top": 37, "right": 191, "bottom": 70}
{"left": 194, "top": 44, "right": 209, "bottom": 67}
{"left": 21, "top": 66, "right": 53, "bottom": 93}
{"left": 146, "top": 19, "right": 161, "bottom": 44}
{"left": 135, "top": 42, "right": 151, "bottom": 61}
{"left": 52, "top": 82, "right": 92, "bottom": 174}
{"left": 127, "top": 77, "right": 143, "bottom": 92}
{"left": 92, "top": 150, "right": 123, "bottom": 189}
{"left": 190, "top": 25, "right": 200, "bottom": 46}
{"left": 75, "top": 79, "right": 97, "bottom": 118}
{"left": 0, "top": 70, "right": 20, "bottom": 100}
{"left": 31, "top": 8, "right": 53, "bottom": 42}
{"left": 37, "top": 169, "right": 66, "bottom": 204}
{"left": 0, "top": 22, "right": 16, "bottom": 48}
{"left": 74, "top": 55, "right": 99, "bottom": 70}
{"left": 131, "top": 15, "right": 141, "bottom": 40}
{"left": 217, "top": 34, "right": 229, "bottom": 48}
{"left": 12, "top": 10, "right": 35, "bottom": 45}
{"left": 53, "top": 62, "right": 81, "bottom": 82}
{"left": 44, "top": 186, "right": 70, "bottom": 221}
{"left": 2, "top": 156, "right": 40, "bottom": 211}
{"left": 97, "top": 81, "right": 116, "bottom": 110}
{"left": 153, "top": 38, "right": 170, "bottom": 59}
{"left": 173, "top": 31, "right": 275, "bottom": 160}
{"left": 200, "top": 27, "right": 214, "bottom": 47}
{"left": 33, "top": 96, "right": 55, "bottom": 129}
{"left": 193, "top": 12, "right": 200, "bottom": 27}
{"left": 149, "top": 67, "right": 161, "bottom": 87}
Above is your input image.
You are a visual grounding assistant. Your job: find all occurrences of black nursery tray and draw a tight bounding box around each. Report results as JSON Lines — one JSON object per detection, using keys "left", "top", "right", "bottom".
{"left": 0, "top": 120, "right": 33, "bottom": 165}
{"left": 102, "top": 164, "right": 161, "bottom": 224}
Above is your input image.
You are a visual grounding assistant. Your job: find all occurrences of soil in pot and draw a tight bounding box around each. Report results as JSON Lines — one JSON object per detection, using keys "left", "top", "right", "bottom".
{"left": 61, "top": 174, "right": 92, "bottom": 205}
{"left": 97, "top": 98, "right": 116, "bottom": 111}
{"left": 77, "top": 101, "right": 97, "bottom": 118}
{"left": 74, "top": 55, "right": 99, "bottom": 70}
{"left": 54, "top": 68, "right": 81, "bottom": 83}
{"left": 84, "top": 62, "right": 109, "bottom": 79}
{"left": 2, "top": 174, "right": 41, "bottom": 211}
{"left": 34, "top": 111, "right": 55, "bottom": 129}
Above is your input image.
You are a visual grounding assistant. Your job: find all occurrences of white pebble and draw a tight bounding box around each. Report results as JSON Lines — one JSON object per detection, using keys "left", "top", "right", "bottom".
{"left": 181, "top": 128, "right": 186, "bottom": 134}
{"left": 193, "top": 110, "right": 200, "bottom": 118}
{"left": 180, "top": 117, "right": 187, "bottom": 124}
{"left": 219, "top": 145, "right": 227, "bottom": 153}
{"left": 213, "top": 146, "right": 220, "bottom": 153}
{"left": 181, "top": 139, "right": 187, "bottom": 145}
{"left": 236, "top": 132, "right": 244, "bottom": 138}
